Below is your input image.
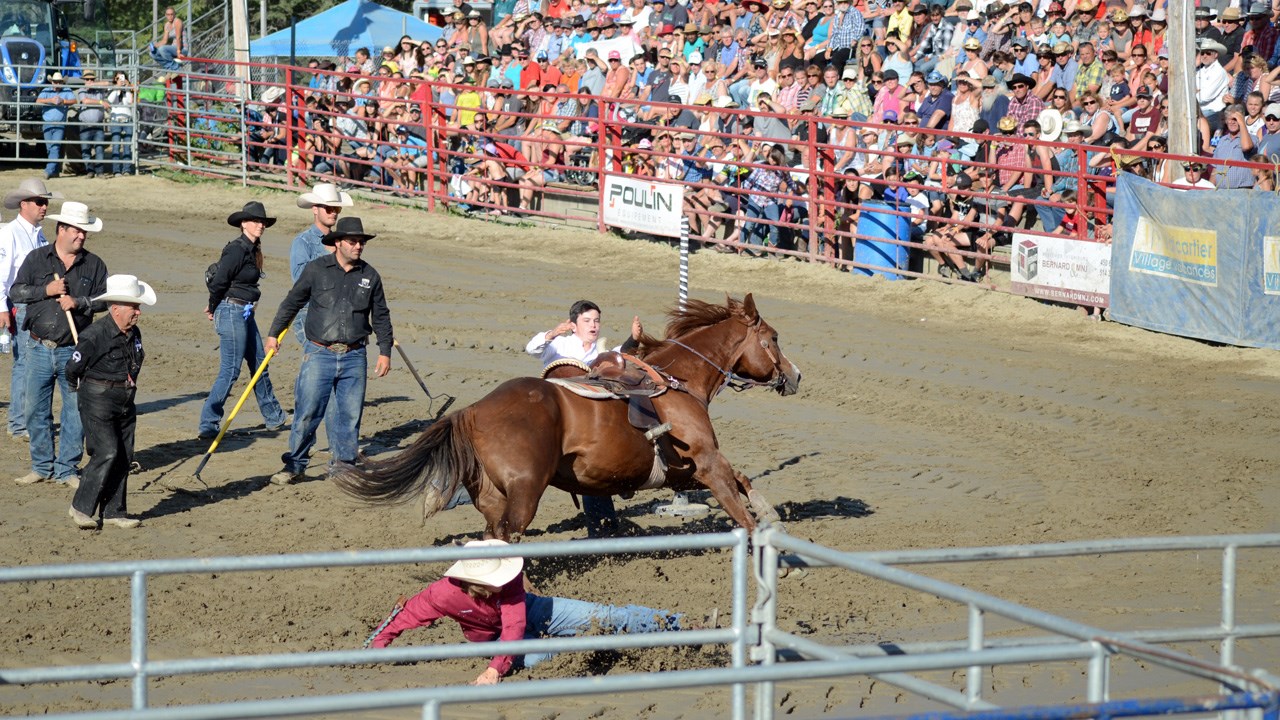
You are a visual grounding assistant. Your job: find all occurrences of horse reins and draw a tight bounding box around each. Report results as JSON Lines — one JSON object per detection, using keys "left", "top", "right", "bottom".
{"left": 665, "top": 321, "right": 786, "bottom": 394}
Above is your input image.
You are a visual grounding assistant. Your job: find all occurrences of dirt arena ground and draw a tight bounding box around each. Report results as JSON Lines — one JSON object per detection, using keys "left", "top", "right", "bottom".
{"left": 1, "top": 168, "right": 1278, "bottom": 719}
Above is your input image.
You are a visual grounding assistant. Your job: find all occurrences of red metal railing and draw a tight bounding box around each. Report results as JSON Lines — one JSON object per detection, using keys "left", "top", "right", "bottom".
{"left": 144, "top": 57, "right": 1271, "bottom": 287}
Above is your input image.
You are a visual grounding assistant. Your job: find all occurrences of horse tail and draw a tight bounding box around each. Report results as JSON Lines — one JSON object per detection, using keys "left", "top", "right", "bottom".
{"left": 330, "top": 414, "right": 482, "bottom": 519}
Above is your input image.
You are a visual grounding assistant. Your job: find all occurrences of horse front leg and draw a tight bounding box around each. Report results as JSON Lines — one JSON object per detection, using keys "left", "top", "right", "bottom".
{"left": 735, "top": 470, "right": 782, "bottom": 525}
{"left": 695, "top": 456, "right": 757, "bottom": 532}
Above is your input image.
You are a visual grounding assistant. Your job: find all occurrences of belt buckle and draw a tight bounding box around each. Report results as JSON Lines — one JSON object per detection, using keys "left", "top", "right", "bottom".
{"left": 41, "top": 339, "right": 58, "bottom": 350}
{"left": 329, "top": 342, "right": 351, "bottom": 354}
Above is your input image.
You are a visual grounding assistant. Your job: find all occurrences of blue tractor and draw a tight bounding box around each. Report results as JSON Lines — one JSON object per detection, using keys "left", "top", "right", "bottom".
{"left": 0, "top": 0, "right": 113, "bottom": 135}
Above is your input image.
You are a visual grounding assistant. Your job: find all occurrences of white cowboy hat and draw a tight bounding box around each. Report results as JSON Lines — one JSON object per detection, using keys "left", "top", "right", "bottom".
{"left": 260, "top": 86, "right": 285, "bottom": 104}
{"left": 442, "top": 539, "right": 524, "bottom": 587}
{"left": 1061, "top": 118, "right": 1084, "bottom": 135}
{"left": 46, "top": 201, "right": 102, "bottom": 232}
{"left": 296, "top": 183, "right": 354, "bottom": 209}
{"left": 1037, "top": 108, "right": 1063, "bottom": 142}
{"left": 3, "top": 178, "right": 63, "bottom": 209}
{"left": 94, "top": 275, "right": 156, "bottom": 306}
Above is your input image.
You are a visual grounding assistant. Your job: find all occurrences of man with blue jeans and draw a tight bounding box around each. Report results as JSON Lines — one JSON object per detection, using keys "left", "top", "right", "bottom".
{"left": 0, "top": 179, "right": 62, "bottom": 441}
{"left": 35, "top": 73, "right": 74, "bottom": 180}
{"left": 265, "top": 217, "right": 393, "bottom": 485}
{"left": 76, "top": 70, "right": 109, "bottom": 177}
{"left": 8, "top": 201, "right": 107, "bottom": 487}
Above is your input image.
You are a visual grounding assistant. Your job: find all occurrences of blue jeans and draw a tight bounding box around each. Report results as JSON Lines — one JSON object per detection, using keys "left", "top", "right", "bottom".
{"left": 518, "top": 594, "right": 682, "bottom": 668}
{"left": 80, "top": 125, "right": 105, "bottom": 175}
{"left": 8, "top": 305, "right": 28, "bottom": 435}
{"left": 199, "top": 301, "right": 287, "bottom": 436}
{"left": 744, "top": 201, "right": 782, "bottom": 248}
{"left": 25, "top": 341, "right": 82, "bottom": 480}
{"left": 109, "top": 119, "right": 133, "bottom": 174}
{"left": 281, "top": 342, "right": 367, "bottom": 473}
{"left": 42, "top": 124, "right": 64, "bottom": 177}
{"left": 149, "top": 43, "right": 181, "bottom": 71}
{"left": 729, "top": 79, "right": 751, "bottom": 108}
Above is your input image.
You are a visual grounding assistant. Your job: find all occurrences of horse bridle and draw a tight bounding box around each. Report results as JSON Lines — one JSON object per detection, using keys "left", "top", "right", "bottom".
{"left": 666, "top": 319, "right": 787, "bottom": 394}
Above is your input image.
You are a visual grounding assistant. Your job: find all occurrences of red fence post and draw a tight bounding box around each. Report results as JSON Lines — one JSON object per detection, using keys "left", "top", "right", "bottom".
{"left": 422, "top": 89, "right": 437, "bottom": 212}
{"left": 284, "top": 67, "right": 294, "bottom": 189}
{"left": 806, "top": 118, "right": 819, "bottom": 262}
{"left": 596, "top": 101, "right": 610, "bottom": 235}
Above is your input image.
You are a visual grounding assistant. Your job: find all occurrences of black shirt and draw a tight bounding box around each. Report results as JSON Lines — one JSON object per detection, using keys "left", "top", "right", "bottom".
{"left": 9, "top": 245, "right": 108, "bottom": 346}
{"left": 267, "top": 253, "right": 393, "bottom": 355}
{"left": 66, "top": 314, "right": 144, "bottom": 388}
{"left": 207, "top": 235, "right": 265, "bottom": 311}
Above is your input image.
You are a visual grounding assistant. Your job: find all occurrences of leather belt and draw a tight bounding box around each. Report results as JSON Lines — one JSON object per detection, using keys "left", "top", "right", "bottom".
{"left": 83, "top": 377, "right": 133, "bottom": 389}
{"left": 312, "top": 340, "right": 364, "bottom": 354}
{"left": 223, "top": 297, "right": 252, "bottom": 306}
{"left": 29, "top": 333, "right": 70, "bottom": 350}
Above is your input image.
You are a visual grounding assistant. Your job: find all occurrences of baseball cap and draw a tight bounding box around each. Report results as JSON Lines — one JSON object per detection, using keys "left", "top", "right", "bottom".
{"left": 608, "top": 50, "right": 621, "bottom": 60}
{"left": 1265, "top": 102, "right": 1280, "bottom": 117}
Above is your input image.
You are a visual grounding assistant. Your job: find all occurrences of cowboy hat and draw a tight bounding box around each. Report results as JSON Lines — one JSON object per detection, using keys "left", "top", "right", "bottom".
{"left": 442, "top": 539, "right": 524, "bottom": 587}
{"left": 47, "top": 201, "right": 102, "bottom": 232}
{"left": 3, "top": 178, "right": 63, "bottom": 209}
{"left": 321, "top": 216, "right": 377, "bottom": 246}
{"left": 1061, "top": 118, "right": 1084, "bottom": 135}
{"left": 997, "top": 115, "right": 1018, "bottom": 133}
{"left": 1037, "top": 108, "right": 1063, "bottom": 141}
{"left": 260, "top": 86, "right": 285, "bottom": 104}
{"left": 1198, "top": 38, "right": 1228, "bottom": 56}
{"left": 48, "top": 71, "right": 62, "bottom": 82}
{"left": 94, "top": 275, "right": 157, "bottom": 306}
{"left": 226, "top": 201, "right": 277, "bottom": 228}
{"left": 1220, "top": 6, "right": 1242, "bottom": 20}
{"left": 297, "top": 183, "right": 354, "bottom": 209}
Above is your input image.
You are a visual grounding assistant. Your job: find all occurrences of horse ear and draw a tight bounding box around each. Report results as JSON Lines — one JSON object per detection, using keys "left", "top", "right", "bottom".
{"left": 742, "top": 293, "right": 759, "bottom": 322}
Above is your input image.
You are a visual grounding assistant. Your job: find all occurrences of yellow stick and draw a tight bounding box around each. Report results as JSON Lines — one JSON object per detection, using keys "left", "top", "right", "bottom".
{"left": 192, "top": 328, "right": 288, "bottom": 479}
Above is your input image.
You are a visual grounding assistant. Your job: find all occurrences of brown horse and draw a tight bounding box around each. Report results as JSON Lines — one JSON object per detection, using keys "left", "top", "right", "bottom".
{"left": 331, "top": 294, "right": 801, "bottom": 540}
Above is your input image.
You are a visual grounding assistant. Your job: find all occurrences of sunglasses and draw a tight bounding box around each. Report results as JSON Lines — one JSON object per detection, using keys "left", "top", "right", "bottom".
{"left": 1267, "top": 115, "right": 1280, "bottom": 121}
{"left": 27, "top": 198, "right": 49, "bottom": 206}
{"left": 1083, "top": 99, "right": 1098, "bottom": 105}
{"left": 1053, "top": 94, "right": 1067, "bottom": 99}
{"left": 342, "top": 238, "right": 370, "bottom": 246}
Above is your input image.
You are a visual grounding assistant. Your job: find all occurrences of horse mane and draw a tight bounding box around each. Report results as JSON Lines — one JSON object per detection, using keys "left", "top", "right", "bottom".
{"left": 630, "top": 297, "right": 745, "bottom": 359}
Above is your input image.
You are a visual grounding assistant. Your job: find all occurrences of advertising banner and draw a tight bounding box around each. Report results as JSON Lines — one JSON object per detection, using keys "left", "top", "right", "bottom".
{"left": 601, "top": 174, "right": 685, "bottom": 238}
{"left": 1010, "top": 233, "right": 1111, "bottom": 307}
{"left": 1109, "top": 174, "right": 1280, "bottom": 349}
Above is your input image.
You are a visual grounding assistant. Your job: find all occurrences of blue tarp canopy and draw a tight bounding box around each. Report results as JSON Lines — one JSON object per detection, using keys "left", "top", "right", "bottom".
{"left": 250, "top": 0, "right": 443, "bottom": 58}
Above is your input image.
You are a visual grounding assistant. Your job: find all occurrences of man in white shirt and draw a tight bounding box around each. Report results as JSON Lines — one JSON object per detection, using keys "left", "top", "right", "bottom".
{"left": 525, "top": 299, "right": 643, "bottom": 537}
{"left": 0, "top": 178, "right": 60, "bottom": 440}
{"left": 1195, "top": 39, "right": 1230, "bottom": 130}
{"left": 1171, "top": 162, "right": 1215, "bottom": 189}
{"left": 746, "top": 58, "right": 779, "bottom": 111}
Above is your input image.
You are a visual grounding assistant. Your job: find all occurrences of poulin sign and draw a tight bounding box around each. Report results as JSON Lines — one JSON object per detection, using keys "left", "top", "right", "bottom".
{"left": 601, "top": 174, "right": 685, "bottom": 238}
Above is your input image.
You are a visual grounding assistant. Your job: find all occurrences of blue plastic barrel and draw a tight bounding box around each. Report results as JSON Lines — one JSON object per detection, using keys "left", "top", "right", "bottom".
{"left": 854, "top": 201, "right": 910, "bottom": 279}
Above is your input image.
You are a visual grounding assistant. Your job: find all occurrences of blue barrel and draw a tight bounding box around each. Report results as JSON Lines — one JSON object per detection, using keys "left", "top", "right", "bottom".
{"left": 854, "top": 201, "right": 911, "bottom": 279}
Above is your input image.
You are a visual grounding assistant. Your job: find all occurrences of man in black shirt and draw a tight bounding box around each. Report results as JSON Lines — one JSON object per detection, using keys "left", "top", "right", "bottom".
{"left": 264, "top": 217, "right": 393, "bottom": 485}
{"left": 9, "top": 201, "right": 107, "bottom": 488}
{"left": 65, "top": 275, "right": 155, "bottom": 530}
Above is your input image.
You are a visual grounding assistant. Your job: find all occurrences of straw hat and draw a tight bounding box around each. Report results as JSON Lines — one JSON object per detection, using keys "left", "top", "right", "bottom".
{"left": 3, "top": 178, "right": 63, "bottom": 209}
{"left": 1037, "top": 108, "right": 1063, "bottom": 141}
{"left": 1061, "top": 118, "right": 1084, "bottom": 136}
{"left": 997, "top": 115, "right": 1018, "bottom": 133}
{"left": 47, "top": 201, "right": 102, "bottom": 232}
{"left": 443, "top": 539, "right": 524, "bottom": 587}
{"left": 297, "top": 183, "right": 354, "bottom": 209}
{"left": 94, "top": 275, "right": 156, "bottom": 306}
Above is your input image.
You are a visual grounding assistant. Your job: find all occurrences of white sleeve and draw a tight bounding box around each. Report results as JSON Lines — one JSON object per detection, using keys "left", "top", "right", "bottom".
{"left": 525, "top": 330, "right": 552, "bottom": 357}
{"left": 0, "top": 226, "right": 14, "bottom": 312}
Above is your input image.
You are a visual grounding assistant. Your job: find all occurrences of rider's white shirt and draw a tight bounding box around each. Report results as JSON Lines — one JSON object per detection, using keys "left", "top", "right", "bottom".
{"left": 525, "top": 332, "right": 604, "bottom": 367}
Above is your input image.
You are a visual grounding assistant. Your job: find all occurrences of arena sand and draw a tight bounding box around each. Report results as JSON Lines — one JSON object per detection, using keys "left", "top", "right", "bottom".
{"left": 1, "top": 169, "right": 1278, "bottom": 718}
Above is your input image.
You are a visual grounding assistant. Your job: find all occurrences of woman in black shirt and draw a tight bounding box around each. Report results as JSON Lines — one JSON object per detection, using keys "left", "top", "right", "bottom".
{"left": 197, "top": 201, "right": 289, "bottom": 439}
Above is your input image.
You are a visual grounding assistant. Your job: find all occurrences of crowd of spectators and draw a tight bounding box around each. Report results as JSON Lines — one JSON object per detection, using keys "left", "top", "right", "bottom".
{"left": 239, "top": 0, "right": 1280, "bottom": 281}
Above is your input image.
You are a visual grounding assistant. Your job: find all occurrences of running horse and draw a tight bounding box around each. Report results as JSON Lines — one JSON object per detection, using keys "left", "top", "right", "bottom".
{"left": 331, "top": 294, "right": 801, "bottom": 540}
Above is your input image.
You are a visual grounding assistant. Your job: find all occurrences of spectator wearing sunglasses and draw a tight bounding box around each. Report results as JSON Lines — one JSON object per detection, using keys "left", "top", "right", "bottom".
{"left": 1171, "top": 162, "right": 1214, "bottom": 189}
{"left": 1254, "top": 102, "right": 1280, "bottom": 159}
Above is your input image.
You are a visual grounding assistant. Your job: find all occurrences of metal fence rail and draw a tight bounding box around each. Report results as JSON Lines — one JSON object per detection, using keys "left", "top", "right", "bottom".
{"left": 3, "top": 529, "right": 1278, "bottom": 720}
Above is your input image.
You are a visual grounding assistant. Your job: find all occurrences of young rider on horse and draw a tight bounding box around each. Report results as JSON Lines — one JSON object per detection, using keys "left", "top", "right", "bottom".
{"left": 525, "top": 300, "right": 644, "bottom": 537}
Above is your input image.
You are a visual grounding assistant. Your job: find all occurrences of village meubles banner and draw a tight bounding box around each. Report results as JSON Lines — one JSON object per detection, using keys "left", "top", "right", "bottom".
{"left": 1110, "top": 174, "right": 1280, "bottom": 349}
